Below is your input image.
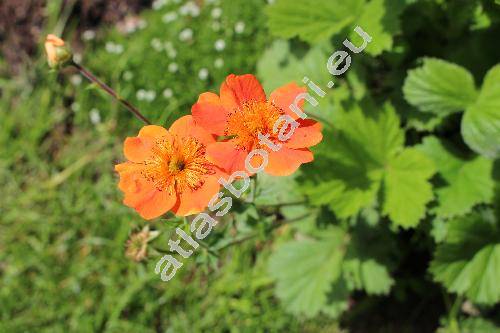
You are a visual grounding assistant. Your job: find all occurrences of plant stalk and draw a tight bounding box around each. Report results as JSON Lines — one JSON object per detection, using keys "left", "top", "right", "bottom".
{"left": 71, "top": 60, "right": 151, "bottom": 125}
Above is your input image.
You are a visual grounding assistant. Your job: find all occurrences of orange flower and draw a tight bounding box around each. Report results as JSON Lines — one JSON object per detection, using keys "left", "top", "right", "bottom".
{"left": 191, "top": 74, "right": 323, "bottom": 176}
{"left": 115, "top": 115, "right": 224, "bottom": 219}
{"left": 44, "top": 34, "right": 71, "bottom": 68}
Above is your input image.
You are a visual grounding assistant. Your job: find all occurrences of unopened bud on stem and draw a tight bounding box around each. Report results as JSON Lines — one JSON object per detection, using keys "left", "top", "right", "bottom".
{"left": 44, "top": 34, "right": 72, "bottom": 68}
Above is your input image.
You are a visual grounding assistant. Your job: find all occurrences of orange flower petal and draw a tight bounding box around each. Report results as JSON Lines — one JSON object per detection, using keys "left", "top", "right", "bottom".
{"left": 45, "top": 35, "right": 67, "bottom": 67}
{"left": 171, "top": 174, "right": 221, "bottom": 216}
{"left": 220, "top": 74, "right": 266, "bottom": 110}
{"left": 134, "top": 190, "right": 176, "bottom": 220}
{"left": 284, "top": 119, "right": 323, "bottom": 148}
{"left": 138, "top": 125, "right": 169, "bottom": 139}
{"left": 206, "top": 141, "right": 249, "bottom": 175}
{"left": 123, "top": 137, "right": 152, "bottom": 163}
{"left": 115, "top": 162, "right": 144, "bottom": 195}
{"left": 191, "top": 92, "right": 229, "bottom": 136}
{"left": 123, "top": 125, "right": 169, "bottom": 163}
{"left": 46, "top": 34, "right": 65, "bottom": 46}
{"left": 265, "top": 147, "right": 313, "bottom": 176}
{"left": 269, "top": 83, "right": 307, "bottom": 120}
{"left": 115, "top": 162, "right": 176, "bottom": 220}
{"left": 169, "top": 115, "right": 215, "bottom": 146}
{"left": 116, "top": 162, "right": 155, "bottom": 207}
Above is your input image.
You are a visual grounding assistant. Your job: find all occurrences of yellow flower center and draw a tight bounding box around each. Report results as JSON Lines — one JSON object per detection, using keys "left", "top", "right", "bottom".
{"left": 224, "top": 100, "right": 284, "bottom": 150}
{"left": 141, "top": 135, "right": 214, "bottom": 194}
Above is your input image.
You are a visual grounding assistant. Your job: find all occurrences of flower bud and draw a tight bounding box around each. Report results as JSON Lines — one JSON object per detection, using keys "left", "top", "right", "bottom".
{"left": 125, "top": 226, "right": 160, "bottom": 262}
{"left": 44, "top": 34, "right": 72, "bottom": 68}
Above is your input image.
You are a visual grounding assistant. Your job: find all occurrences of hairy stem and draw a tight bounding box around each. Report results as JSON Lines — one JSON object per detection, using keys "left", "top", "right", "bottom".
{"left": 71, "top": 60, "right": 152, "bottom": 125}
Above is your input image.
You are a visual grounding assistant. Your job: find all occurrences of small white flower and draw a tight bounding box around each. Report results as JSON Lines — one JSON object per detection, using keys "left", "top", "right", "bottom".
{"left": 190, "top": 6, "right": 200, "bottom": 17}
{"left": 211, "top": 7, "right": 222, "bottom": 19}
{"left": 235, "top": 21, "right": 245, "bottom": 34}
{"left": 162, "top": 88, "right": 173, "bottom": 98}
{"left": 179, "top": 4, "right": 189, "bottom": 15}
{"left": 198, "top": 68, "right": 209, "bottom": 80}
{"left": 167, "top": 50, "right": 177, "bottom": 59}
{"left": 123, "top": 71, "right": 134, "bottom": 81}
{"left": 168, "top": 62, "right": 179, "bottom": 73}
{"left": 70, "top": 74, "right": 82, "bottom": 86}
{"left": 167, "top": 49, "right": 177, "bottom": 58}
{"left": 152, "top": 0, "right": 167, "bottom": 10}
{"left": 162, "top": 12, "right": 178, "bottom": 23}
{"left": 145, "top": 90, "right": 156, "bottom": 102}
{"left": 82, "top": 30, "right": 96, "bottom": 41}
{"left": 137, "top": 89, "right": 147, "bottom": 100}
{"left": 105, "top": 42, "right": 114, "bottom": 53}
{"left": 214, "top": 58, "right": 224, "bottom": 68}
{"left": 179, "top": 28, "right": 193, "bottom": 41}
{"left": 214, "top": 39, "right": 226, "bottom": 51}
{"left": 104, "top": 42, "right": 115, "bottom": 53}
{"left": 163, "top": 41, "right": 177, "bottom": 58}
{"left": 180, "top": 1, "right": 200, "bottom": 17}
{"left": 211, "top": 21, "right": 221, "bottom": 31}
{"left": 105, "top": 42, "right": 124, "bottom": 54}
{"left": 115, "top": 44, "right": 124, "bottom": 53}
{"left": 90, "top": 108, "right": 101, "bottom": 124}
{"left": 73, "top": 53, "right": 82, "bottom": 64}
{"left": 137, "top": 19, "right": 147, "bottom": 30}
{"left": 151, "top": 38, "right": 163, "bottom": 51}
{"left": 71, "top": 102, "right": 80, "bottom": 112}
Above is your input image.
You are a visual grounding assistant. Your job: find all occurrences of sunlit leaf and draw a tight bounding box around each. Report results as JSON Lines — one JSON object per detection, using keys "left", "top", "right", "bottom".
{"left": 268, "top": 227, "right": 349, "bottom": 317}
{"left": 403, "top": 58, "right": 478, "bottom": 115}
{"left": 382, "top": 148, "right": 435, "bottom": 228}
{"left": 266, "top": 0, "right": 364, "bottom": 44}
{"left": 419, "top": 136, "right": 495, "bottom": 218}
{"left": 462, "top": 64, "right": 500, "bottom": 158}
{"left": 430, "top": 212, "right": 500, "bottom": 305}
{"left": 350, "top": 0, "right": 404, "bottom": 55}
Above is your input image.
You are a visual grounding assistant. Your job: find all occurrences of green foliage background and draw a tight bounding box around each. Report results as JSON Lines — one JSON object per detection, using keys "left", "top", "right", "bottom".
{"left": 1, "top": 0, "right": 500, "bottom": 332}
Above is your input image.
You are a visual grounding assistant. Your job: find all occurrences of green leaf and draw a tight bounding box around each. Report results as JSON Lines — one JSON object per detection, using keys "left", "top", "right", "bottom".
{"left": 403, "top": 58, "right": 478, "bottom": 115}
{"left": 404, "top": 105, "right": 447, "bottom": 132}
{"left": 256, "top": 40, "right": 332, "bottom": 93}
{"left": 419, "top": 136, "right": 494, "bottom": 218}
{"left": 268, "top": 223, "right": 395, "bottom": 317}
{"left": 462, "top": 64, "right": 500, "bottom": 158}
{"left": 255, "top": 40, "right": 291, "bottom": 93}
{"left": 460, "top": 318, "right": 500, "bottom": 333}
{"left": 301, "top": 109, "right": 386, "bottom": 218}
{"left": 303, "top": 103, "right": 435, "bottom": 228}
{"left": 382, "top": 148, "right": 435, "bottom": 228}
{"left": 266, "top": 0, "right": 364, "bottom": 44}
{"left": 266, "top": 0, "right": 405, "bottom": 54}
{"left": 302, "top": 169, "right": 381, "bottom": 219}
{"left": 350, "top": 0, "right": 404, "bottom": 56}
{"left": 342, "top": 220, "right": 395, "bottom": 295}
{"left": 438, "top": 318, "right": 500, "bottom": 333}
{"left": 267, "top": 227, "right": 349, "bottom": 317}
{"left": 342, "top": 225, "right": 394, "bottom": 295}
{"left": 430, "top": 213, "right": 500, "bottom": 305}
{"left": 343, "top": 259, "right": 393, "bottom": 294}
{"left": 253, "top": 172, "right": 304, "bottom": 206}
{"left": 315, "top": 103, "right": 403, "bottom": 217}
{"left": 431, "top": 218, "right": 448, "bottom": 243}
